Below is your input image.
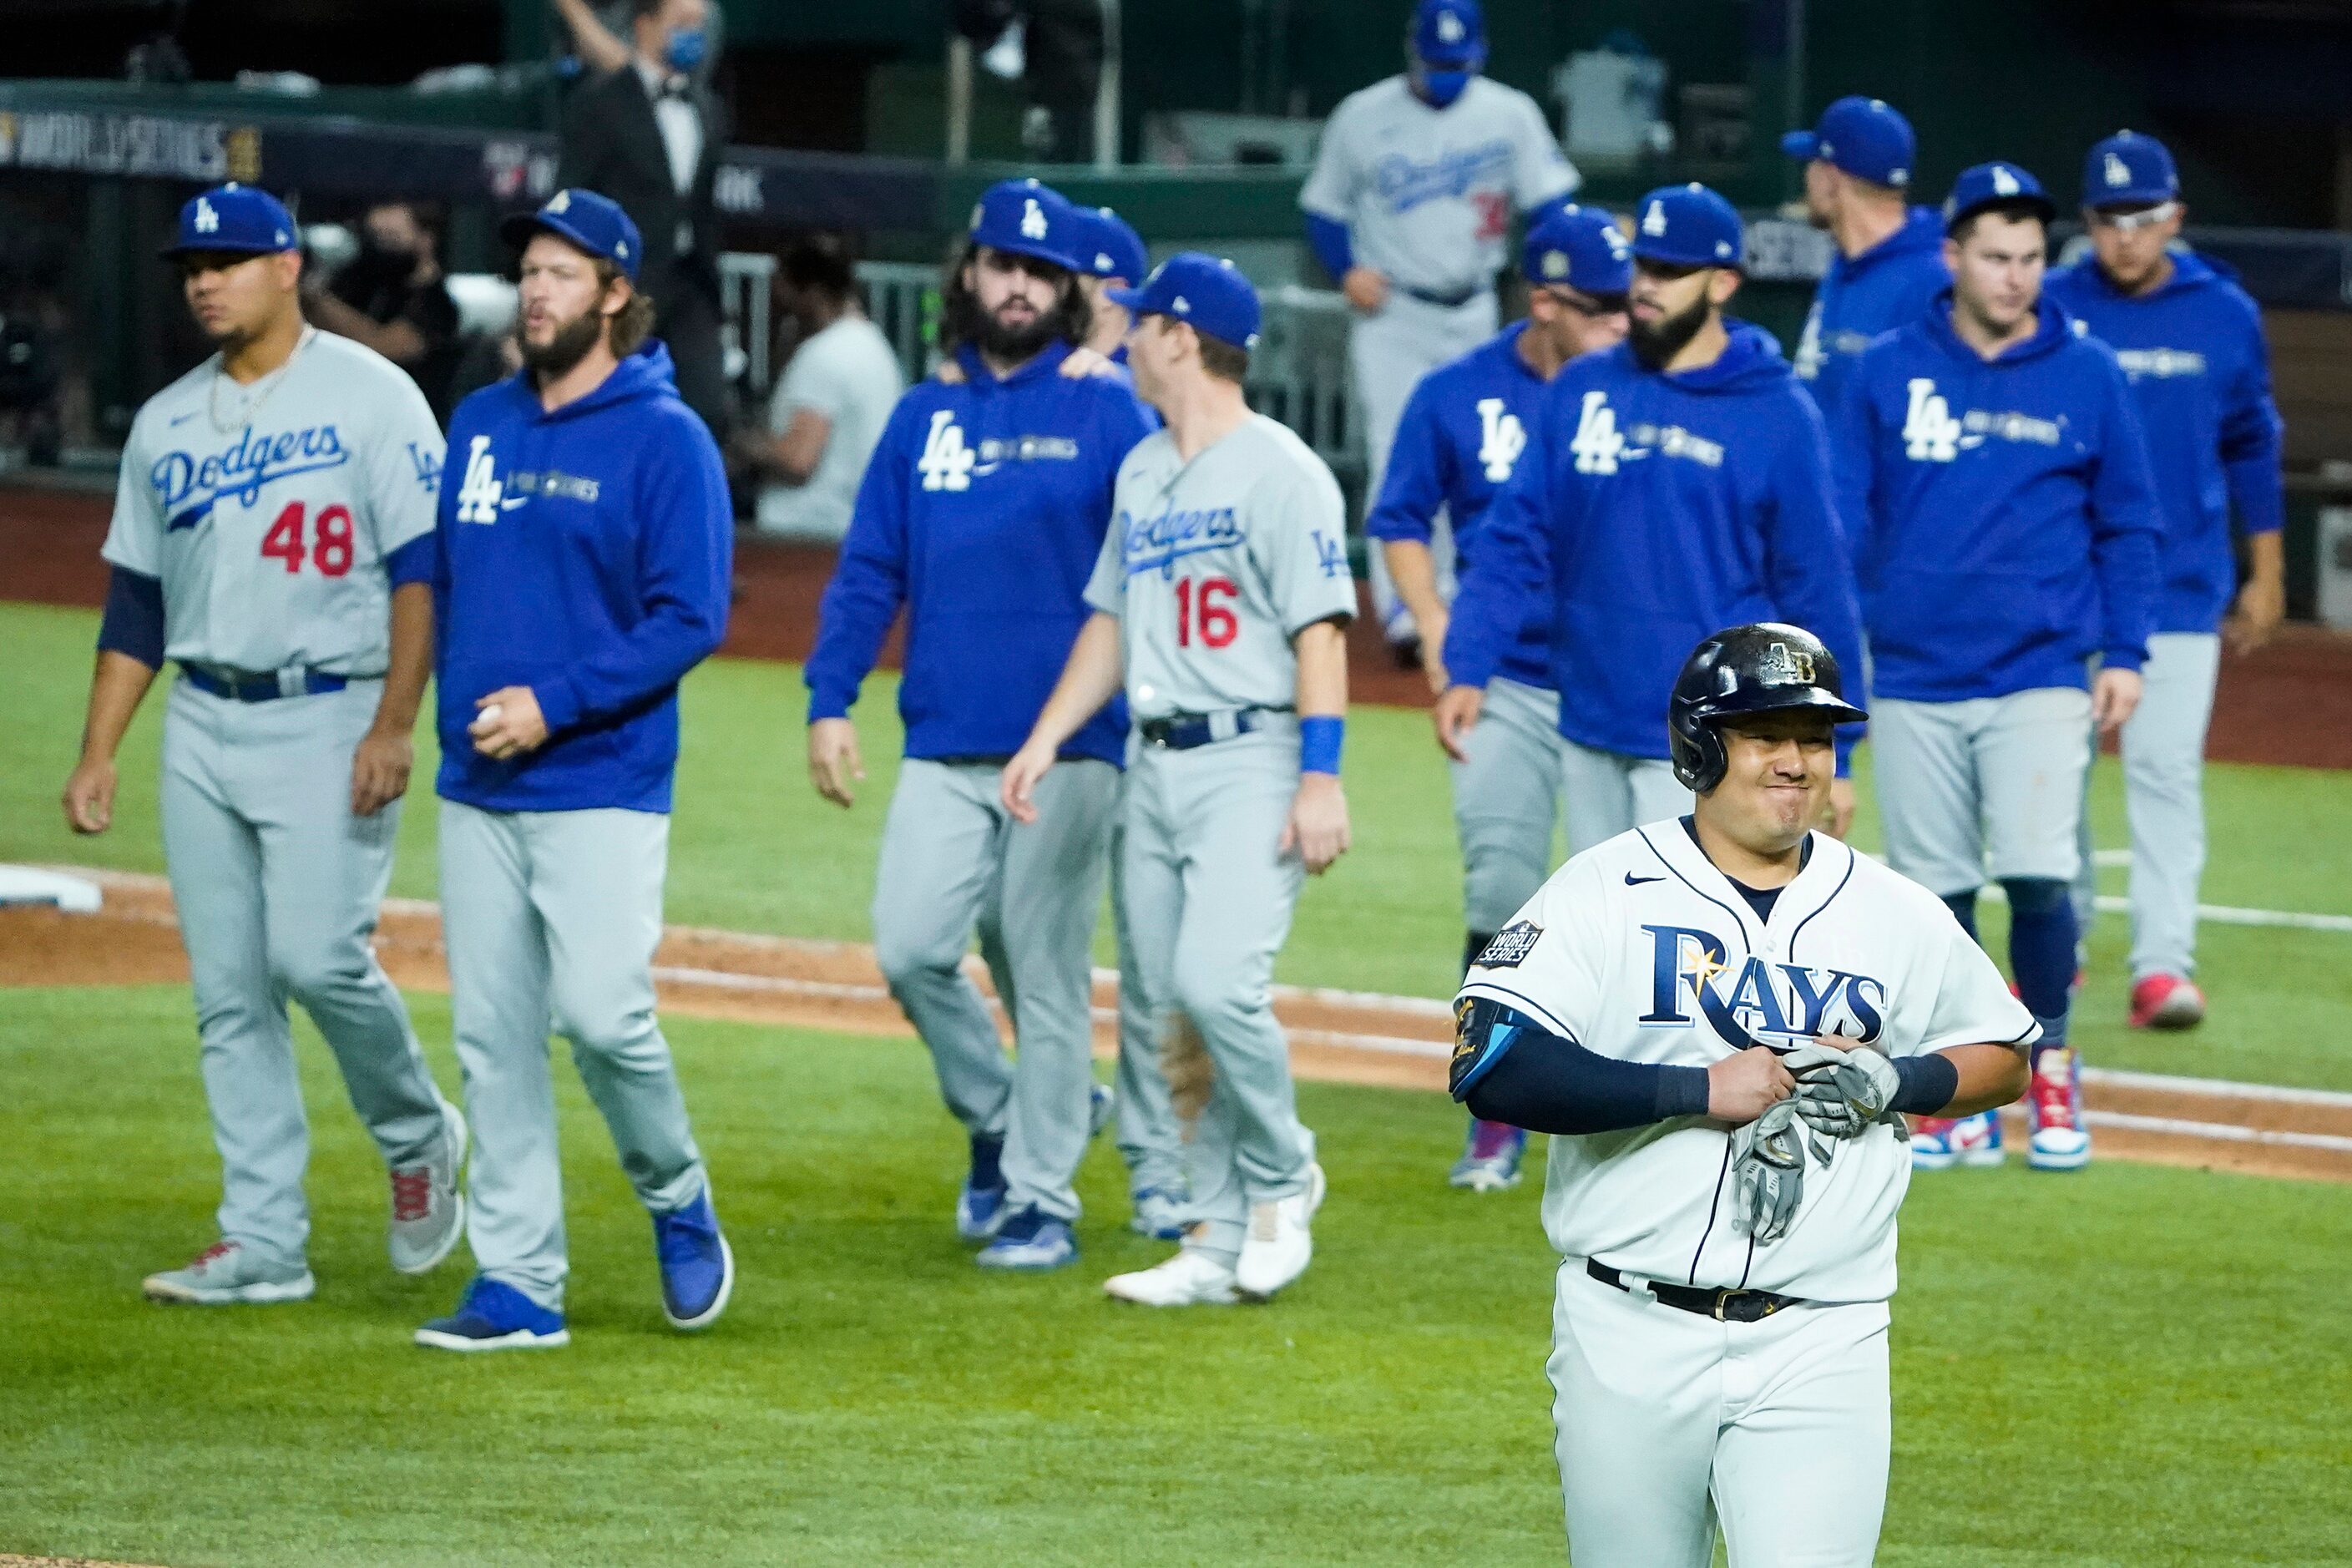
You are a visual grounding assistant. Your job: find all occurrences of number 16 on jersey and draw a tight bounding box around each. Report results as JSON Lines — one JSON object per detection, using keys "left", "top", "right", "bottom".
{"left": 1173, "top": 574, "right": 1238, "bottom": 648}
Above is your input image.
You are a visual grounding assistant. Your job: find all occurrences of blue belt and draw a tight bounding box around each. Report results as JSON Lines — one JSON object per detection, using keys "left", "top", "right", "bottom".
{"left": 182, "top": 664, "right": 352, "bottom": 702}
{"left": 1401, "top": 283, "right": 1488, "bottom": 310}
{"left": 1138, "top": 708, "right": 1284, "bottom": 750}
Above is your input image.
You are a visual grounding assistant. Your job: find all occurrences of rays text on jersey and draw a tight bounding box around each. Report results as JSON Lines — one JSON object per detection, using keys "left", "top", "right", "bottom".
{"left": 1639, "top": 924, "right": 1888, "bottom": 1049}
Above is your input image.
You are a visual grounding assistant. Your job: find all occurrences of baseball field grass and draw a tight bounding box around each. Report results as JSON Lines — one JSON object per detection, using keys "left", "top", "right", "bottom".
{"left": 8, "top": 599, "right": 2352, "bottom": 1090}
{"left": 3, "top": 985, "right": 2349, "bottom": 1568}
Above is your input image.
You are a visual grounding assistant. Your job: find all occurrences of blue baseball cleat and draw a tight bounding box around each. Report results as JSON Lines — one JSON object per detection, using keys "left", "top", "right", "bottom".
{"left": 1129, "top": 1186, "right": 1188, "bottom": 1241}
{"left": 957, "top": 1133, "right": 1009, "bottom": 1242}
{"left": 414, "top": 1277, "right": 569, "bottom": 1352}
{"left": 976, "top": 1206, "right": 1079, "bottom": 1271}
{"left": 652, "top": 1186, "right": 735, "bottom": 1331}
{"left": 1449, "top": 1118, "right": 1527, "bottom": 1192}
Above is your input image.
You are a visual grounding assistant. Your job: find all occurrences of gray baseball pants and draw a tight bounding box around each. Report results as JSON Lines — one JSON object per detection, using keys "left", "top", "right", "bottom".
{"left": 1560, "top": 737, "right": 1693, "bottom": 857}
{"left": 1454, "top": 675, "right": 1565, "bottom": 930}
{"left": 438, "top": 801, "right": 706, "bottom": 1312}
{"left": 871, "top": 757, "right": 1119, "bottom": 1223}
{"left": 1872, "top": 688, "right": 2094, "bottom": 896}
{"left": 1120, "top": 724, "right": 1314, "bottom": 1259}
{"left": 2073, "top": 632, "right": 2221, "bottom": 980}
{"left": 159, "top": 677, "right": 448, "bottom": 1273}
{"left": 1353, "top": 290, "right": 1497, "bottom": 635}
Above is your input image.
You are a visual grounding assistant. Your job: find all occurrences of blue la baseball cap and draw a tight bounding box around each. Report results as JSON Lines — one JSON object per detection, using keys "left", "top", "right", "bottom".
{"left": 1413, "top": 0, "right": 1486, "bottom": 66}
{"left": 1779, "top": 96, "right": 1916, "bottom": 190}
{"left": 500, "top": 188, "right": 644, "bottom": 281}
{"left": 1107, "top": 252, "right": 1262, "bottom": 351}
{"left": 2082, "top": 130, "right": 2178, "bottom": 210}
{"left": 1522, "top": 204, "right": 1632, "bottom": 297}
{"left": 1078, "top": 206, "right": 1149, "bottom": 284}
{"left": 1942, "top": 160, "right": 2057, "bottom": 233}
{"left": 161, "top": 183, "right": 297, "bottom": 260}
{"left": 968, "top": 179, "right": 1084, "bottom": 272}
{"left": 1631, "top": 184, "right": 1743, "bottom": 270}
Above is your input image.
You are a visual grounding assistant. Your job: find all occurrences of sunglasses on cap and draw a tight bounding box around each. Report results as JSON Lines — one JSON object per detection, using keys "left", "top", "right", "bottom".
{"left": 1537, "top": 284, "right": 1627, "bottom": 317}
{"left": 978, "top": 247, "right": 1070, "bottom": 282}
{"left": 2086, "top": 200, "right": 2180, "bottom": 233}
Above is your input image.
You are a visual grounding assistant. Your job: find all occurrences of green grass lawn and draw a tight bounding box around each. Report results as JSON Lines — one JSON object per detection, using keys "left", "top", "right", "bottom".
{"left": 9, "top": 599, "right": 2350, "bottom": 1090}
{"left": 2, "top": 987, "right": 2347, "bottom": 1567}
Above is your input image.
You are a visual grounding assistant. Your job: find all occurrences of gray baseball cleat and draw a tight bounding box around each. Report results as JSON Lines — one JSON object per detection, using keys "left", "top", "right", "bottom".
{"left": 388, "top": 1102, "right": 468, "bottom": 1276}
{"left": 144, "top": 1240, "right": 316, "bottom": 1305}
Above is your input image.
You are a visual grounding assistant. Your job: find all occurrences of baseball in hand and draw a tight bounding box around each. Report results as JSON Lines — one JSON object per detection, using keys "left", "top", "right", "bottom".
{"left": 475, "top": 703, "right": 503, "bottom": 731}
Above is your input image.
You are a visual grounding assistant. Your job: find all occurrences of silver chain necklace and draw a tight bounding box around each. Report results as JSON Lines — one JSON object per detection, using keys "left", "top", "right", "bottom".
{"left": 207, "top": 326, "right": 314, "bottom": 435}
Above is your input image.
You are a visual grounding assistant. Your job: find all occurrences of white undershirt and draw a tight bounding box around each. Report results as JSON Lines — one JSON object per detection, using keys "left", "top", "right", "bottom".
{"left": 634, "top": 54, "right": 701, "bottom": 220}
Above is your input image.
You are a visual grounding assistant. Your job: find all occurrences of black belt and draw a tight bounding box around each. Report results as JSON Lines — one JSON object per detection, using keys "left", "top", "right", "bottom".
{"left": 1401, "top": 283, "right": 1488, "bottom": 309}
{"left": 1586, "top": 1259, "right": 1805, "bottom": 1323}
{"left": 1137, "top": 708, "right": 1282, "bottom": 750}
{"left": 182, "top": 664, "right": 354, "bottom": 702}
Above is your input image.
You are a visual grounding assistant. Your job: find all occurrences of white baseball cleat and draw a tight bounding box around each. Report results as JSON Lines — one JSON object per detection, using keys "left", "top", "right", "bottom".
{"left": 388, "top": 1101, "right": 468, "bottom": 1276}
{"left": 1103, "top": 1248, "right": 1240, "bottom": 1308}
{"left": 143, "top": 1240, "right": 316, "bottom": 1306}
{"left": 1235, "top": 1162, "right": 1324, "bottom": 1301}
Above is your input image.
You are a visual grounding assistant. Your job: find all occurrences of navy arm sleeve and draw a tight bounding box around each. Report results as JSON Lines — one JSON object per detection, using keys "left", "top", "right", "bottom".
{"left": 97, "top": 565, "right": 165, "bottom": 668}
{"left": 1452, "top": 997, "right": 1712, "bottom": 1135}
{"left": 1304, "top": 213, "right": 1354, "bottom": 282}
{"left": 1889, "top": 1052, "right": 1961, "bottom": 1116}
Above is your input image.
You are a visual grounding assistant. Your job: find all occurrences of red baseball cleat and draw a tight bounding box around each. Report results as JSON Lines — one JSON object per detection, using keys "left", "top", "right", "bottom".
{"left": 2130, "top": 974, "right": 2207, "bottom": 1031}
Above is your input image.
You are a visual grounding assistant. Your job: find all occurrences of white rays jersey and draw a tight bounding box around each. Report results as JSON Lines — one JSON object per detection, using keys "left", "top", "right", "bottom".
{"left": 102, "top": 329, "right": 445, "bottom": 675}
{"left": 1458, "top": 821, "right": 2037, "bottom": 1302}
{"left": 1299, "top": 77, "right": 1579, "bottom": 298}
{"left": 1085, "top": 414, "right": 1355, "bottom": 718}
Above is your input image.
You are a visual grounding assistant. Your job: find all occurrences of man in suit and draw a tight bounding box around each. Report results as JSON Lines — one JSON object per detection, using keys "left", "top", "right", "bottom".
{"left": 556, "top": 0, "right": 732, "bottom": 438}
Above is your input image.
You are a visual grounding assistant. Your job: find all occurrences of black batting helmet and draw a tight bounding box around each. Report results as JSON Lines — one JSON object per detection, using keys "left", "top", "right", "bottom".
{"left": 1668, "top": 624, "right": 1868, "bottom": 792}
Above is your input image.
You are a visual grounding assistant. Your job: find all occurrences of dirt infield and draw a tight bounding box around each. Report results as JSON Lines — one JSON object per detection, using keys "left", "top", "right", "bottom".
{"left": 10, "top": 868, "right": 2349, "bottom": 1185}
{"left": 11, "top": 483, "right": 2350, "bottom": 761}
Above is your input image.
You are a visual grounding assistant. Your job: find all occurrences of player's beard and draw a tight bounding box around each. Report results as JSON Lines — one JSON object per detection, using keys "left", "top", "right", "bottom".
{"left": 1627, "top": 292, "right": 1712, "bottom": 371}
{"left": 974, "top": 294, "right": 1077, "bottom": 363}
{"left": 520, "top": 304, "right": 606, "bottom": 379}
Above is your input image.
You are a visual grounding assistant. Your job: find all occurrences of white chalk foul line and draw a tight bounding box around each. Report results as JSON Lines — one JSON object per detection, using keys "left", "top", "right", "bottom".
{"left": 2086, "top": 1110, "right": 2352, "bottom": 1155}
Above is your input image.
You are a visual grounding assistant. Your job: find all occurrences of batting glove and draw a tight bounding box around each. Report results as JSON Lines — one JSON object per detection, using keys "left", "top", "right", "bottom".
{"left": 1781, "top": 1043, "right": 1901, "bottom": 1141}
{"left": 1731, "top": 1097, "right": 1809, "bottom": 1243}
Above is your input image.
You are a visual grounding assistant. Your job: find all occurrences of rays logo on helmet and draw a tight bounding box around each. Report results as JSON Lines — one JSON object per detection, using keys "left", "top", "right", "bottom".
{"left": 1757, "top": 642, "right": 1815, "bottom": 687}
{"left": 1474, "top": 921, "right": 1544, "bottom": 969}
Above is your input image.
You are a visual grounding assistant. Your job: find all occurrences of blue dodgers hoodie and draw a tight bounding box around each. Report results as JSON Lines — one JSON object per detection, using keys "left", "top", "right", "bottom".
{"left": 1833, "top": 291, "right": 2161, "bottom": 703}
{"left": 1445, "top": 322, "right": 1868, "bottom": 765}
{"left": 2045, "top": 253, "right": 2284, "bottom": 634}
{"left": 1367, "top": 323, "right": 1555, "bottom": 689}
{"left": 806, "top": 340, "right": 1155, "bottom": 765}
{"left": 433, "top": 342, "right": 732, "bottom": 814}
{"left": 1795, "top": 206, "right": 1951, "bottom": 416}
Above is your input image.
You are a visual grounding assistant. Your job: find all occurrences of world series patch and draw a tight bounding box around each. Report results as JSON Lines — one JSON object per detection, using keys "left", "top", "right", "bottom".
{"left": 1475, "top": 921, "right": 1543, "bottom": 969}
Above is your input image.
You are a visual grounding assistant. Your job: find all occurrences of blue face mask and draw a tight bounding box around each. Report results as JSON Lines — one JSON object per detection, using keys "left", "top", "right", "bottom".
{"left": 1417, "top": 66, "right": 1474, "bottom": 108}
{"left": 665, "top": 26, "right": 708, "bottom": 73}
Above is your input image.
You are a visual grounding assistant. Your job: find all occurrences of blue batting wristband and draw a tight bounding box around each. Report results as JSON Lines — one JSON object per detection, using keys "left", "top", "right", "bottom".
{"left": 1299, "top": 715, "right": 1344, "bottom": 776}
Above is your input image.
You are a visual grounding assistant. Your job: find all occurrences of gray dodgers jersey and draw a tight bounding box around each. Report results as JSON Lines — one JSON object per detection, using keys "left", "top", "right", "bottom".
{"left": 103, "top": 329, "right": 445, "bottom": 675}
{"left": 1086, "top": 415, "right": 1355, "bottom": 721}
{"left": 1299, "top": 76, "right": 1579, "bottom": 296}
